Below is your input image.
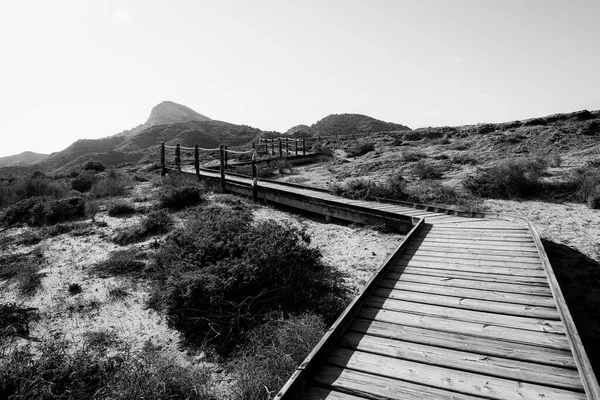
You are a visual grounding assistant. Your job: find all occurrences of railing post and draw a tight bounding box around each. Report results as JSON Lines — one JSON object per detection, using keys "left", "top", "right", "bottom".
{"left": 160, "top": 143, "right": 166, "bottom": 177}
{"left": 279, "top": 138, "right": 283, "bottom": 159}
{"left": 224, "top": 146, "right": 228, "bottom": 168}
{"left": 286, "top": 137, "right": 289, "bottom": 155}
{"left": 194, "top": 145, "right": 200, "bottom": 177}
{"left": 219, "top": 145, "right": 226, "bottom": 192}
{"left": 175, "top": 144, "right": 181, "bottom": 171}
{"left": 252, "top": 146, "right": 258, "bottom": 202}
{"left": 271, "top": 141, "right": 275, "bottom": 157}
{"left": 302, "top": 138, "right": 306, "bottom": 156}
{"left": 295, "top": 139, "right": 298, "bottom": 155}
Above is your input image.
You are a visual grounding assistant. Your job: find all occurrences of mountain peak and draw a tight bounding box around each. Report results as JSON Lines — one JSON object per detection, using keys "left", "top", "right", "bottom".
{"left": 145, "top": 101, "right": 211, "bottom": 127}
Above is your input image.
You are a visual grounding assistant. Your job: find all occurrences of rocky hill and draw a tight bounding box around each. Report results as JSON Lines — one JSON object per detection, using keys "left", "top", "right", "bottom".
{"left": 311, "top": 113, "right": 410, "bottom": 137}
{"left": 0, "top": 151, "right": 48, "bottom": 168}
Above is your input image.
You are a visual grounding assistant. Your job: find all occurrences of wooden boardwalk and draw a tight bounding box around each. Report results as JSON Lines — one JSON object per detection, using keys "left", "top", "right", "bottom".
{"left": 176, "top": 166, "right": 599, "bottom": 400}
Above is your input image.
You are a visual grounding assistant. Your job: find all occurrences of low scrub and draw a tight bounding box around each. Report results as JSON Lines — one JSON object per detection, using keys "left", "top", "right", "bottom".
{"left": 89, "top": 172, "right": 128, "bottom": 198}
{"left": 411, "top": 160, "right": 447, "bottom": 180}
{"left": 401, "top": 151, "right": 427, "bottom": 162}
{"left": 0, "top": 339, "right": 214, "bottom": 400}
{"left": 230, "top": 313, "right": 326, "bottom": 400}
{"left": 82, "top": 161, "right": 106, "bottom": 172}
{"left": 2, "top": 172, "right": 66, "bottom": 206}
{"left": 0, "top": 250, "right": 45, "bottom": 297}
{"left": 463, "top": 158, "right": 547, "bottom": 199}
{"left": 330, "top": 175, "right": 408, "bottom": 201}
{"left": 148, "top": 205, "right": 348, "bottom": 355}
{"left": 160, "top": 173, "right": 206, "bottom": 210}
{"left": 107, "top": 200, "right": 136, "bottom": 217}
{"left": 71, "top": 174, "right": 96, "bottom": 193}
{"left": 347, "top": 141, "right": 375, "bottom": 157}
{"left": 113, "top": 210, "right": 173, "bottom": 245}
{"left": 2, "top": 196, "right": 85, "bottom": 226}
{"left": 311, "top": 142, "right": 333, "bottom": 156}
{"left": 92, "top": 248, "right": 147, "bottom": 278}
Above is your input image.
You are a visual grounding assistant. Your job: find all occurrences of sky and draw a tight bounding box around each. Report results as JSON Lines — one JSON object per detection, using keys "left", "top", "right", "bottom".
{"left": 1, "top": 0, "right": 599, "bottom": 157}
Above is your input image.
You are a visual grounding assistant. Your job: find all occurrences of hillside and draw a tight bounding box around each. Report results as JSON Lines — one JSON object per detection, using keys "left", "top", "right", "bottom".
{"left": 0, "top": 151, "right": 48, "bottom": 168}
{"left": 311, "top": 113, "right": 410, "bottom": 137}
{"left": 284, "top": 124, "right": 318, "bottom": 137}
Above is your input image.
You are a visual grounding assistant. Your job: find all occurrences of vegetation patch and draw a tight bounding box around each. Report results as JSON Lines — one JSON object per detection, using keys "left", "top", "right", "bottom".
{"left": 89, "top": 172, "right": 128, "bottom": 198}
{"left": 159, "top": 173, "right": 206, "bottom": 210}
{"left": 347, "top": 141, "right": 375, "bottom": 157}
{"left": 82, "top": 161, "right": 106, "bottom": 172}
{"left": 107, "top": 200, "right": 136, "bottom": 217}
{"left": 0, "top": 250, "right": 46, "bottom": 297}
{"left": 92, "top": 248, "right": 147, "bottom": 278}
{"left": 0, "top": 339, "right": 214, "bottom": 400}
{"left": 112, "top": 210, "right": 173, "bottom": 245}
{"left": 410, "top": 160, "right": 447, "bottom": 180}
{"left": 229, "top": 313, "right": 326, "bottom": 399}
{"left": 148, "top": 204, "right": 348, "bottom": 355}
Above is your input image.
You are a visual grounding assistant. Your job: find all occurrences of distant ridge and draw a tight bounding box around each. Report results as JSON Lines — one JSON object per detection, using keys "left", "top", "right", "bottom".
{"left": 0, "top": 151, "right": 48, "bottom": 168}
{"left": 145, "top": 101, "right": 211, "bottom": 127}
{"left": 310, "top": 113, "right": 410, "bottom": 136}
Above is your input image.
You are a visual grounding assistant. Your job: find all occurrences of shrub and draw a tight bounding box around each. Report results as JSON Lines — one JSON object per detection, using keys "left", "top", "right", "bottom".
{"left": 112, "top": 210, "right": 173, "bottom": 245}
{"left": 401, "top": 151, "right": 427, "bottom": 162}
{"left": 85, "top": 200, "right": 101, "bottom": 221}
{"left": 411, "top": 160, "right": 446, "bottom": 180}
{"left": 329, "top": 178, "right": 382, "bottom": 200}
{"left": 1, "top": 252, "right": 45, "bottom": 297}
{"left": 0, "top": 339, "right": 214, "bottom": 400}
{"left": 68, "top": 283, "right": 83, "bottom": 295}
{"left": 71, "top": 174, "right": 95, "bottom": 193}
{"left": 0, "top": 303, "right": 31, "bottom": 338}
{"left": 108, "top": 286, "right": 130, "bottom": 301}
{"left": 311, "top": 142, "right": 333, "bottom": 156}
{"left": 159, "top": 185, "right": 205, "bottom": 210}
{"left": 275, "top": 159, "right": 294, "bottom": 174}
{"left": 107, "top": 200, "right": 136, "bottom": 217}
{"left": 92, "top": 249, "right": 146, "bottom": 278}
{"left": 82, "top": 161, "right": 106, "bottom": 172}
{"left": 588, "top": 190, "right": 600, "bottom": 209}
{"left": 463, "top": 158, "right": 547, "bottom": 199}
{"left": 148, "top": 207, "right": 348, "bottom": 355}
{"left": 11, "top": 173, "right": 66, "bottom": 202}
{"left": 2, "top": 196, "right": 85, "bottom": 226}
{"left": 89, "top": 174, "right": 128, "bottom": 198}
{"left": 347, "top": 141, "right": 375, "bottom": 157}
{"left": 230, "top": 313, "right": 326, "bottom": 400}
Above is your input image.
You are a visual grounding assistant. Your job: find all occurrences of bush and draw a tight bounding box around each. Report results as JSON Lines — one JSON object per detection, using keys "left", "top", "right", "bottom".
{"left": 463, "top": 158, "right": 547, "bottom": 199}
{"left": 0, "top": 339, "right": 214, "bottom": 400}
{"left": 89, "top": 174, "right": 128, "bottom": 198}
{"left": 71, "top": 174, "right": 95, "bottom": 193}
{"left": 411, "top": 160, "right": 446, "bottom": 180}
{"left": 85, "top": 200, "right": 101, "bottom": 221}
{"left": 112, "top": 210, "right": 173, "bottom": 245}
{"left": 2, "top": 196, "right": 85, "bottom": 226}
{"left": 0, "top": 251, "right": 45, "bottom": 297}
{"left": 11, "top": 173, "right": 66, "bottom": 202}
{"left": 311, "top": 142, "right": 333, "bottom": 156}
{"left": 329, "top": 178, "right": 383, "bottom": 200}
{"left": 401, "top": 151, "right": 427, "bottom": 162}
{"left": 148, "top": 206, "right": 348, "bottom": 355}
{"left": 92, "top": 249, "right": 147, "bottom": 278}
{"left": 107, "top": 200, "right": 136, "bottom": 217}
{"left": 159, "top": 185, "right": 205, "bottom": 210}
{"left": 68, "top": 283, "right": 83, "bottom": 295}
{"left": 275, "top": 159, "right": 293, "bottom": 174}
{"left": 230, "top": 313, "right": 326, "bottom": 400}
{"left": 82, "top": 161, "right": 106, "bottom": 172}
{"left": 347, "top": 141, "right": 375, "bottom": 157}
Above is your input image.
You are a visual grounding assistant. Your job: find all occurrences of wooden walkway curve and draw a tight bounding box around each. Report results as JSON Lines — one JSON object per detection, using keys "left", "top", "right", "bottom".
{"left": 173, "top": 165, "right": 599, "bottom": 400}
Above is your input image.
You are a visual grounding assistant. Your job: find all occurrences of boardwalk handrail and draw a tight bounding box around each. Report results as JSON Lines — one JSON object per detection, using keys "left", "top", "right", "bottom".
{"left": 528, "top": 222, "right": 600, "bottom": 399}
{"left": 275, "top": 218, "right": 425, "bottom": 400}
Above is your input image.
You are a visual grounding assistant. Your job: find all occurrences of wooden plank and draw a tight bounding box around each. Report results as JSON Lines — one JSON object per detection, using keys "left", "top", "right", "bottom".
{"left": 400, "top": 265, "right": 550, "bottom": 284}
{"left": 406, "top": 243, "right": 540, "bottom": 256}
{"left": 429, "top": 227, "right": 530, "bottom": 234}
{"left": 393, "top": 260, "right": 548, "bottom": 277}
{"left": 325, "top": 348, "right": 585, "bottom": 400}
{"left": 386, "top": 271, "right": 553, "bottom": 295}
{"left": 528, "top": 222, "right": 600, "bottom": 399}
{"left": 350, "top": 318, "right": 577, "bottom": 368}
{"left": 360, "top": 307, "right": 571, "bottom": 349}
{"left": 367, "top": 296, "right": 565, "bottom": 333}
{"left": 401, "top": 249, "right": 542, "bottom": 264}
{"left": 417, "top": 237, "right": 537, "bottom": 248}
{"left": 340, "top": 332, "right": 583, "bottom": 390}
{"left": 397, "top": 255, "right": 544, "bottom": 270}
{"left": 431, "top": 226, "right": 529, "bottom": 231}
{"left": 418, "top": 233, "right": 535, "bottom": 242}
{"left": 311, "top": 366, "right": 484, "bottom": 400}
{"left": 298, "top": 386, "right": 369, "bottom": 400}
{"left": 380, "top": 276, "right": 554, "bottom": 302}
{"left": 373, "top": 286, "right": 558, "bottom": 318}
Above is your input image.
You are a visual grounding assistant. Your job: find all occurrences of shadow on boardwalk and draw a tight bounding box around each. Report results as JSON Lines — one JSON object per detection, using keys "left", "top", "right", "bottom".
{"left": 543, "top": 238, "right": 600, "bottom": 379}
